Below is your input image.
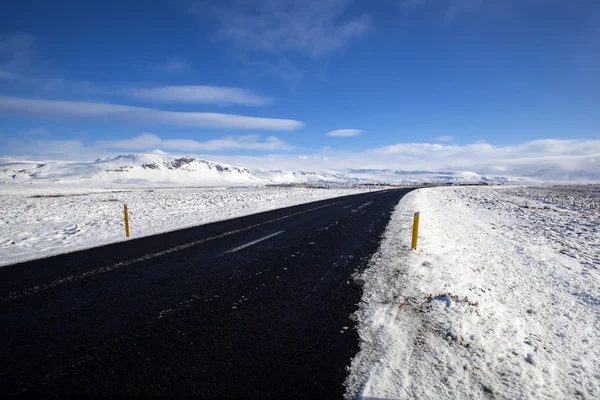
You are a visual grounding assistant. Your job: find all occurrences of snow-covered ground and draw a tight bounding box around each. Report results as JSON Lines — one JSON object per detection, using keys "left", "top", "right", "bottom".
{"left": 346, "top": 186, "right": 599, "bottom": 399}
{"left": 0, "top": 186, "right": 373, "bottom": 266}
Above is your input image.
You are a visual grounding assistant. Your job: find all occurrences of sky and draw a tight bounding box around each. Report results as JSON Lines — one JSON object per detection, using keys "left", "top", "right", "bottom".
{"left": 0, "top": 0, "right": 599, "bottom": 175}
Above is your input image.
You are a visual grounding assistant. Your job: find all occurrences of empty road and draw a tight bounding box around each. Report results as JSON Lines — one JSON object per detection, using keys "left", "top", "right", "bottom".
{"left": 1, "top": 188, "right": 411, "bottom": 397}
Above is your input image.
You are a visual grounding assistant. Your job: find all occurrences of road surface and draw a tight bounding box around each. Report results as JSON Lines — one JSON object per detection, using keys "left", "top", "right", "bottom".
{"left": 0, "top": 188, "right": 411, "bottom": 397}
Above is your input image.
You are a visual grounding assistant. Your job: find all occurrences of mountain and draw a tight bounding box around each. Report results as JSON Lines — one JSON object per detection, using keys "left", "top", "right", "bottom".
{"left": 4, "top": 151, "right": 594, "bottom": 187}
{"left": 254, "top": 168, "right": 520, "bottom": 185}
{"left": 253, "top": 169, "right": 366, "bottom": 184}
{"left": 0, "top": 153, "right": 261, "bottom": 186}
{"left": 528, "top": 164, "right": 600, "bottom": 183}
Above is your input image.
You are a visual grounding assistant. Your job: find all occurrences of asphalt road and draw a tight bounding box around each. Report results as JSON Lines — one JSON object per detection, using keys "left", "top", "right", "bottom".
{"left": 1, "top": 188, "right": 411, "bottom": 397}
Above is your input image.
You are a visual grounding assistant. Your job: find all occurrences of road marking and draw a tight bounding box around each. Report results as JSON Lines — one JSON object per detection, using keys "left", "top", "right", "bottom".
{"left": 2, "top": 200, "right": 342, "bottom": 302}
{"left": 351, "top": 201, "right": 373, "bottom": 213}
{"left": 222, "top": 231, "right": 284, "bottom": 255}
{"left": 343, "top": 205, "right": 353, "bottom": 209}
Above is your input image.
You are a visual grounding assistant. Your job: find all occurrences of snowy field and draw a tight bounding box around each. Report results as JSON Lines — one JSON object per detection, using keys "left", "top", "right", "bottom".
{"left": 346, "top": 186, "right": 599, "bottom": 399}
{"left": 503, "top": 185, "right": 600, "bottom": 213}
{"left": 0, "top": 186, "right": 373, "bottom": 266}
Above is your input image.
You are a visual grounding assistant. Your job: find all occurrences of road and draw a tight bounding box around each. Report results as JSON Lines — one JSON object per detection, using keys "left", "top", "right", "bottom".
{"left": 0, "top": 188, "right": 411, "bottom": 397}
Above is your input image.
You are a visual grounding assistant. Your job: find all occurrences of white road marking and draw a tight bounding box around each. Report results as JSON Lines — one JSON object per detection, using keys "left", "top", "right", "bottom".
{"left": 221, "top": 231, "right": 284, "bottom": 255}
{"left": 2, "top": 200, "right": 342, "bottom": 302}
{"left": 343, "top": 205, "right": 353, "bottom": 209}
{"left": 351, "top": 201, "right": 374, "bottom": 213}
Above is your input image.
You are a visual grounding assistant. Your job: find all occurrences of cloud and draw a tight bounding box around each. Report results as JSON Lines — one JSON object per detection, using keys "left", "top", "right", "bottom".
{"left": 326, "top": 129, "right": 362, "bottom": 137}
{"left": 100, "top": 133, "right": 292, "bottom": 152}
{"left": 239, "top": 56, "right": 305, "bottom": 86}
{"left": 129, "top": 85, "right": 273, "bottom": 106}
{"left": 370, "top": 139, "right": 600, "bottom": 174}
{"left": 5, "top": 134, "right": 599, "bottom": 180}
{"left": 0, "top": 96, "right": 303, "bottom": 131}
{"left": 399, "top": 0, "right": 425, "bottom": 8}
{"left": 206, "top": 0, "right": 370, "bottom": 56}
{"left": 203, "top": 139, "right": 600, "bottom": 178}
{"left": 399, "top": 0, "right": 583, "bottom": 24}
{"left": 5, "top": 133, "right": 293, "bottom": 160}
{"left": 158, "top": 59, "right": 190, "bottom": 72}
{"left": 5, "top": 138, "right": 86, "bottom": 157}
{"left": 0, "top": 70, "right": 19, "bottom": 79}
{"left": 23, "top": 126, "right": 48, "bottom": 136}
{"left": 0, "top": 33, "right": 36, "bottom": 73}
{"left": 435, "top": 135, "right": 454, "bottom": 142}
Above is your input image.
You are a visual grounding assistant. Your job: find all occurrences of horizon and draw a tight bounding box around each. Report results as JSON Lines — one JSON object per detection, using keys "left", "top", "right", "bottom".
{"left": 1, "top": 0, "right": 599, "bottom": 177}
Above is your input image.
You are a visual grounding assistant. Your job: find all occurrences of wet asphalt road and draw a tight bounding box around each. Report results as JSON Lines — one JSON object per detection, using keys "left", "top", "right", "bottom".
{"left": 0, "top": 188, "right": 411, "bottom": 398}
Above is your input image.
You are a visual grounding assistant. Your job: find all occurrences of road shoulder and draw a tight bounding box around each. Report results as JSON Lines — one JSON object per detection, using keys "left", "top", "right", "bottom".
{"left": 346, "top": 186, "right": 599, "bottom": 399}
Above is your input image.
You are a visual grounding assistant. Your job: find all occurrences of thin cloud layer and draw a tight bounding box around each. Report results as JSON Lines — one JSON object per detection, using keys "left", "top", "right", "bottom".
{"left": 326, "top": 129, "right": 362, "bottom": 137}
{"left": 208, "top": 0, "right": 370, "bottom": 56}
{"left": 100, "top": 133, "right": 292, "bottom": 152}
{"left": 129, "top": 85, "right": 273, "bottom": 106}
{"left": 0, "top": 96, "right": 303, "bottom": 131}
{"left": 201, "top": 139, "right": 600, "bottom": 180}
{"left": 0, "top": 33, "right": 36, "bottom": 73}
{"left": 5, "top": 133, "right": 293, "bottom": 160}
{"left": 8, "top": 133, "right": 599, "bottom": 181}
{"left": 158, "top": 59, "right": 190, "bottom": 72}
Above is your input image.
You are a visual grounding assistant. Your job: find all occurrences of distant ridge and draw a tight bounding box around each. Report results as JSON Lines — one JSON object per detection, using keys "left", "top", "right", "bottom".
{"left": 3, "top": 151, "right": 596, "bottom": 186}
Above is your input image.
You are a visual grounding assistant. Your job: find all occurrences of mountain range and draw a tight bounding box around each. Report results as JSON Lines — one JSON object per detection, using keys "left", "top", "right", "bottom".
{"left": 0, "top": 152, "right": 594, "bottom": 187}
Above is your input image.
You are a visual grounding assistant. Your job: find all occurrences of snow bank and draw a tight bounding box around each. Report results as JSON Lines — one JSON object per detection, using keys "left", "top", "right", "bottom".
{"left": 0, "top": 186, "right": 373, "bottom": 266}
{"left": 346, "top": 187, "right": 599, "bottom": 399}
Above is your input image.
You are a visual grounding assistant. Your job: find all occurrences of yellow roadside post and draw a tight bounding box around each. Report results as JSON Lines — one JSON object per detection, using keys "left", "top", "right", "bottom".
{"left": 124, "top": 204, "right": 130, "bottom": 238}
{"left": 411, "top": 211, "right": 420, "bottom": 250}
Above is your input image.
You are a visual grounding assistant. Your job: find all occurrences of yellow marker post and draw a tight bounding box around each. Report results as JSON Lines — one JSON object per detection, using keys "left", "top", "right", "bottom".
{"left": 411, "top": 211, "right": 420, "bottom": 250}
{"left": 124, "top": 204, "right": 130, "bottom": 238}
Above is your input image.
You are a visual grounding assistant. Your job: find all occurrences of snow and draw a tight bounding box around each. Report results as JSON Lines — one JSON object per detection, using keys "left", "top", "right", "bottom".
{"left": 255, "top": 168, "right": 524, "bottom": 185}
{"left": 0, "top": 186, "right": 374, "bottom": 266}
{"left": 346, "top": 186, "right": 599, "bottom": 399}
{"left": 0, "top": 153, "right": 261, "bottom": 187}
{"left": 1, "top": 152, "right": 529, "bottom": 186}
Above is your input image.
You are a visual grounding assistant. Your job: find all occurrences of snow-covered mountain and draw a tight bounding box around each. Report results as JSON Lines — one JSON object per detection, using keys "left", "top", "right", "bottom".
{"left": 0, "top": 153, "right": 262, "bottom": 186}
{"left": 3, "top": 151, "right": 594, "bottom": 187}
{"left": 528, "top": 164, "right": 600, "bottom": 183}
{"left": 255, "top": 168, "right": 523, "bottom": 185}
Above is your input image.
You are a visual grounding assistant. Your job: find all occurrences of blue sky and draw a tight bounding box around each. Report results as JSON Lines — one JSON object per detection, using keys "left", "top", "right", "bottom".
{"left": 0, "top": 0, "right": 599, "bottom": 173}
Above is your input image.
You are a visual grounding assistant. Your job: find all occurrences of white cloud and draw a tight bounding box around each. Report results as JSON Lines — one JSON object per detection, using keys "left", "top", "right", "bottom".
{"left": 399, "top": 0, "right": 425, "bottom": 8}
{"left": 369, "top": 139, "right": 600, "bottom": 174}
{"left": 399, "top": 0, "right": 582, "bottom": 24}
{"left": 207, "top": 0, "right": 370, "bottom": 57}
{"left": 326, "top": 129, "right": 362, "bottom": 137}
{"left": 5, "top": 133, "right": 293, "bottom": 160}
{"left": 5, "top": 130, "right": 598, "bottom": 180}
{"left": 22, "top": 126, "right": 48, "bottom": 136}
{"left": 435, "top": 135, "right": 454, "bottom": 142}
{"left": 129, "top": 85, "right": 273, "bottom": 106}
{"left": 0, "top": 96, "right": 303, "bottom": 131}
{"left": 199, "top": 139, "right": 600, "bottom": 178}
{"left": 159, "top": 59, "right": 190, "bottom": 72}
{"left": 0, "top": 70, "right": 19, "bottom": 79}
{"left": 100, "top": 133, "right": 292, "bottom": 152}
